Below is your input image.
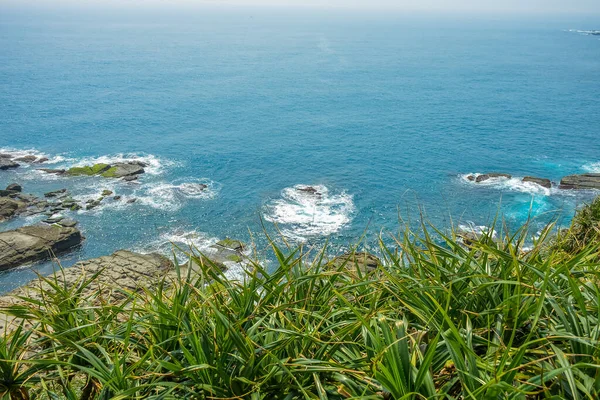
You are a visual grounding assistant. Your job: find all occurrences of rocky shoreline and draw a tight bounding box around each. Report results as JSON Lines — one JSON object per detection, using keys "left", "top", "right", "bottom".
{"left": 466, "top": 172, "right": 600, "bottom": 190}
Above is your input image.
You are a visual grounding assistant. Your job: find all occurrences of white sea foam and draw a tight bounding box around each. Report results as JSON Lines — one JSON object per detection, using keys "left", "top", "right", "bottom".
{"left": 139, "top": 178, "right": 220, "bottom": 211}
{"left": 567, "top": 29, "right": 600, "bottom": 36}
{"left": 458, "top": 223, "right": 498, "bottom": 239}
{"left": 0, "top": 147, "right": 66, "bottom": 165}
{"left": 264, "top": 184, "right": 355, "bottom": 242}
{"left": 582, "top": 162, "right": 600, "bottom": 173}
{"left": 460, "top": 173, "right": 553, "bottom": 196}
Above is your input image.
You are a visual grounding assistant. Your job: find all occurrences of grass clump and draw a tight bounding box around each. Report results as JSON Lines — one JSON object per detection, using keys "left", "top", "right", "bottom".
{"left": 553, "top": 195, "right": 600, "bottom": 254}
{"left": 1, "top": 210, "right": 600, "bottom": 399}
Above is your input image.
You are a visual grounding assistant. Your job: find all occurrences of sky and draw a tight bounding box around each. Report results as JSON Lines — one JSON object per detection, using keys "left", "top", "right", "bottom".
{"left": 1, "top": 0, "right": 600, "bottom": 15}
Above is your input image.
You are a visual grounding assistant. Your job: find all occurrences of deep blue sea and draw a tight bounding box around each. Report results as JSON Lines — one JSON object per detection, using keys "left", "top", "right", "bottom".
{"left": 1, "top": 6, "right": 599, "bottom": 292}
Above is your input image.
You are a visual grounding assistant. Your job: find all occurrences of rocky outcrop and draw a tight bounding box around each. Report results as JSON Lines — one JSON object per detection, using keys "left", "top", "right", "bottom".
{"left": 14, "top": 155, "right": 37, "bottom": 163}
{"left": 0, "top": 224, "right": 83, "bottom": 271}
{"left": 297, "top": 186, "right": 322, "bottom": 196}
{"left": 327, "top": 252, "right": 381, "bottom": 276}
{"left": 64, "top": 163, "right": 145, "bottom": 179}
{"left": 6, "top": 183, "right": 22, "bottom": 192}
{"left": 559, "top": 174, "right": 600, "bottom": 190}
{"left": 523, "top": 176, "right": 552, "bottom": 189}
{"left": 0, "top": 198, "right": 23, "bottom": 222}
{"left": 468, "top": 173, "right": 512, "bottom": 183}
{"left": 0, "top": 159, "right": 20, "bottom": 170}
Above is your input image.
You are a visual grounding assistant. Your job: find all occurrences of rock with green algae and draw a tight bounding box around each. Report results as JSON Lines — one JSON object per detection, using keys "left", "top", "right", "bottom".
{"left": 327, "top": 252, "right": 381, "bottom": 276}
{"left": 66, "top": 163, "right": 111, "bottom": 176}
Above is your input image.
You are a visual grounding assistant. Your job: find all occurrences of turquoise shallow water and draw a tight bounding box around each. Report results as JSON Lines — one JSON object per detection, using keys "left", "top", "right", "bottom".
{"left": 0, "top": 7, "right": 599, "bottom": 292}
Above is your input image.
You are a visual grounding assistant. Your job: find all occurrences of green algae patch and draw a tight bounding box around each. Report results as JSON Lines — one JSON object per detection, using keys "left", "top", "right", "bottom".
{"left": 100, "top": 167, "right": 119, "bottom": 178}
{"left": 66, "top": 163, "right": 111, "bottom": 176}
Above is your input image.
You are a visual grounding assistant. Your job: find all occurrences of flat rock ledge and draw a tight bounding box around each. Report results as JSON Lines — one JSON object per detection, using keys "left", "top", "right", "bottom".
{"left": 0, "top": 225, "right": 83, "bottom": 271}
{"left": 559, "top": 174, "right": 600, "bottom": 190}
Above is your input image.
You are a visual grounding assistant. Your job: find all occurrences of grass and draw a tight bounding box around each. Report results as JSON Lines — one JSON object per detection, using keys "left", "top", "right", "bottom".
{"left": 65, "top": 164, "right": 111, "bottom": 177}
{"left": 0, "top": 203, "right": 600, "bottom": 399}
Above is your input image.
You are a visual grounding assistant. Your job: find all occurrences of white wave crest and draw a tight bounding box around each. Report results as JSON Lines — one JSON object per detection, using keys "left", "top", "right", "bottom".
{"left": 263, "top": 184, "right": 355, "bottom": 242}
{"left": 583, "top": 162, "right": 600, "bottom": 173}
{"left": 460, "top": 173, "right": 552, "bottom": 196}
{"left": 0, "top": 147, "right": 66, "bottom": 165}
{"left": 137, "top": 178, "right": 220, "bottom": 211}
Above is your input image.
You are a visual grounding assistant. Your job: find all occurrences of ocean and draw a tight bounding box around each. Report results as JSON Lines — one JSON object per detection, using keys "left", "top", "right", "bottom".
{"left": 0, "top": 6, "right": 599, "bottom": 292}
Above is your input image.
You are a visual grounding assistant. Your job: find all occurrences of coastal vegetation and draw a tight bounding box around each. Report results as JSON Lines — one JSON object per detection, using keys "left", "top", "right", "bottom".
{"left": 0, "top": 197, "right": 597, "bottom": 399}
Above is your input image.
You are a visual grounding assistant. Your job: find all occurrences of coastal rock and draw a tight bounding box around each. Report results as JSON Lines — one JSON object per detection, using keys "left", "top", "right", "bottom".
{"left": 0, "top": 224, "right": 83, "bottom": 271}
{"left": 522, "top": 176, "right": 552, "bottom": 189}
{"left": 0, "top": 159, "right": 20, "bottom": 170}
{"left": 66, "top": 163, "right": 111, "bottom": 176}
{"left": 113, "top": 195, "right": 122, "bottom": 200}
{"left": 559, "top": 174, "right": 600, "bottom": 190}
{"left": 38, "top": 168, "right": 65, "bottom": 175}
{"left": 14, "top": 155, "right": 37, "bottom": 163}
{"left": 327, "top": 252, "right": 381, "bottom": 276}
{"left": 297, "top": 186, "right": 322, "bottom": 196}
{"left": 5, "top": 183, "right": 22, "bottom": 192}
{"left": 103, "top": 163, "right": 145, "bottom": 178}
{"left": 101, "top": 190, "right": 113, "bottom": 196}
{"left": 0, "top": 198, "right": 22, "bottom": 222}
{"left": 127, "top": 198, "right": 137, "bottom": 203}
{"left": 34, "top": 157, "right": 49, "bottom": 164}
{"left": 475, "top": 173, "right": 512, "bottom": 183}
{"left": 123, "top": 175, "right": 138, "bottom": 182}
{"left": 0, "top": 250, "right": 173, "bottom": 307}
{"left": 57, "top": 219, "right": 78, "bottom": 228}
{"left": 0, "top": 154, "right": 13, "bottom": 159}
{"left": 44, "top": 189, "right": 67, "bottom": 198}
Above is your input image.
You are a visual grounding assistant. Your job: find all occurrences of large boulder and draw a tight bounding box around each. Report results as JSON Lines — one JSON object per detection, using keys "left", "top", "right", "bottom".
{"left": 522, "top": 176, "right": 552, "bottom": 189}
{"left": 559, "top": 174, "right": 600, "bottom": 190}
{"left": 0, "top": 198, "right": 21, "bottom": 222}
{"left": 474, "top": 173, "right": 512, "bottom": 183}
{"left": 0, "top": 159, "right": 20, "bottom": 170}
{"left": 0, "top": 224, "right": 83, "bottom": 271}
{"left": 5, "top": 183, "right": 22, "bottom": 192}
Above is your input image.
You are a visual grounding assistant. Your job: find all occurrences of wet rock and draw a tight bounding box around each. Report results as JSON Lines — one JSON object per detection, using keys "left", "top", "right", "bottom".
{"left": 14, "top": 155, "right": 37, "bottom": 163}
{"left": 43, "top": 216, "right": 64, "bottom": 224}
{"left": 297, "top": 186, "right": 322, "bottom": 196}
{"left": 5, "top": 184, "right": 21, "bottom": 192}
{"left": 101, "top": 190, "right": 113, "bottom": 197}
{"left": 0, "top": 224, "right": 83, "bottom": 271}
{"left": 86, "top": 200, "right": 102, "bottom": 210}
{"left": 44, "top": 189, "right": 67, "bottom": 198}
{"left": 103, "top": 163, "right": 145, "bottom": 178}
{"left": 0, "top": 159, "right": 20, "bottom": 170}
{"left": 475, "top": 173, "right": 512, "bottom": 183}
{"left": 113, "top": 195, "right": 122, "bottom": 201}
{"left": 467, "top": 175, "right": 476, "bottom": 181}
{"left": 522, "top": 176, "right": 552, "bottom": 189}
{"left": 0, "top": 190, "right": 17, "bottom": 197}
{"left": 122, "top": 175, "right": 138, "bottom": 182}
{"left": 126, "top": 198, "right": 137, "bottom": 204}
{"left": 37, "top": 168, "right": 65, "bottom": 175}
{"left": 327, "top": 252, "right": 381, "bottom": 276}
{"left": 0, "top": 154, "right": 13, "bottom": 159}
{"left": 559, "top": 174, "right": 600, "bottom": 190}
{"left": 34, "top": 157, "right": 49, "bottom": 164}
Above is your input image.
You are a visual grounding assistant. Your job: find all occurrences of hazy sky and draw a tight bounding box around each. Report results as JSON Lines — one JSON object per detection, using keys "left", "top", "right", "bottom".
{"left": 2, "top": 0, "right": 600, "bottom": 14}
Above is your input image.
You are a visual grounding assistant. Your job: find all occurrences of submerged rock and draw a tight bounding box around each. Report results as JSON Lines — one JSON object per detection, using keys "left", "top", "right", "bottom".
{"left": 0, "top": 159, "right": 20, "bottom": 170}
{"left": 44, "top": 189, "right": 67, "bottom": 198}
{"left": 101, "top": 189, "right": 113, "bottom": 196}
{"left": 522, "top": 176, "right": 552, "bottom": 189}
{"left": 0, "top": 224, "right": 83, "bottom": 271}
{"left": 5, "top": 183, "right": 22, "bottom": 192}
{"left": 37, "top": 168, "right": 65, "bottom": 175}
{"left": 559, "top": 174, "right": 600, "bottom": 190}
{"left": 475, "top": 173, "right": 512, "bottom": 183}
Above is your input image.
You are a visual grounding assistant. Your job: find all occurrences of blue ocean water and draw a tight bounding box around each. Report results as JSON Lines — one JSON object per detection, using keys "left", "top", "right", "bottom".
{"left": 0, "top": 6, "right": 599, "bottom": 292}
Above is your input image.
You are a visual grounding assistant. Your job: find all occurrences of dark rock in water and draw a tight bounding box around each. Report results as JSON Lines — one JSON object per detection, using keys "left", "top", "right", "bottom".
{"left": 44, "top": 189, "right": 67, "bottom": 198}
{"left": 0, "top": 190, "right": 17, "bottom": 197}
{"left": 0, "top": 224, "right": 83, "bottom": 271}
{"left": 86, "top": 200, "right": 102, "bottom": 210}
{"left": 126, "top": 198, "right": 137, "bottom": 203}
{"left": 122, "top": 175, "right": 138, "bottom": 182}
{"left": 522, "top": 176, "right": 552, "bottom": 189}
{"left": 560, "top": 174, "right": 600, "bottom": 190}
{"left": 475, "top": 173, "right": 512, "bottom": 183}
{"left": 0, "top": 154, "right": 13, "bottom": 159}
{"left": 57, "top": 219, "right": 78, "bottom": 228}
{"left": 0, "top": 198, "right": 21, "bottom": 222}
{"left": 14, "top": 155, "right": 37, "bottom": 163}
{"left": 297, "top": 186, "right": 322, "bottom": 196}
{"left": 34, "top": 157, "right": 49, "bottom": 164}
{"left": 467, "top": 175, "right": 476, "bottom": 181}
{"left": 113, "top": 195, "right": 122, "bottom": 201}
{"left": 103, "top": 163, "right": 145, "bottom": 178}
{"left": 327, "top": 252, "right": 381, "bottom": 276}
{"left": 101, "top": 190, "right": 113, "bottom": 196}
{"left": 0, "top": 159, "right": 20, "bottom": 170}
{"left": 38, "top": 168, "right": 65, "bottom": 175}
{"left": 6, "top": 184, "right": 22, "bottom": 192}
{"left": 127, "top": 161, "right": 149, "bottom": 167}
{"left": 70, "top": 204, "right": 82, "bottom": 211}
